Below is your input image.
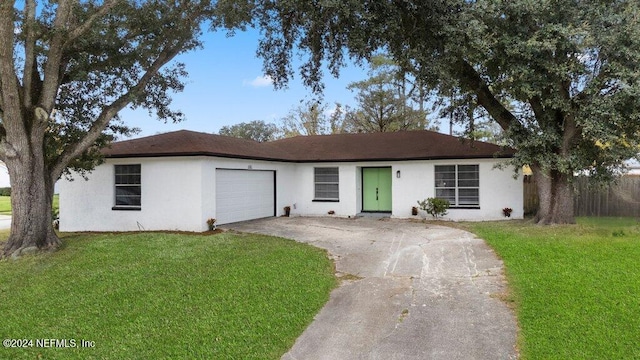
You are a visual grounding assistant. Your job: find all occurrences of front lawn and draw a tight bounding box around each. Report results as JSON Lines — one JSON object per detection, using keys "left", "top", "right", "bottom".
{"left": 467, "top": 217, "right": 640, "bottom": 360}
{"left": 0, "top": 231, "right": 336, "bottom": 359}
{"left": 0, "top": 196, "right": 11, "bottom": 215}
{"left": 0, "top": 194, "right": 60, "bottom": 215}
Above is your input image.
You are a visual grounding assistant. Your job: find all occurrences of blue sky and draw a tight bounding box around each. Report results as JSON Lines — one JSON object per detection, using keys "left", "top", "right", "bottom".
{"left": 120, "top": 29, "right": 370, "bottom": 139}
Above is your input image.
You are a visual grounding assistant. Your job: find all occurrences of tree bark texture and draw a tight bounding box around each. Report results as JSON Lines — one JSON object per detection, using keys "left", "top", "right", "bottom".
{"left": 2, "top": 144, "right": 60, "bottom": 257}
{"left": 532, "top": 165, "right": 576, "bottom": 224}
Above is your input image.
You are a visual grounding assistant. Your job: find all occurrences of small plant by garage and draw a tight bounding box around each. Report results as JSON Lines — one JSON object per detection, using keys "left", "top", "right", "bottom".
{"left": 417, "top": 198, "right": 450, "bottom": 219}
{"left": 206, "top": 218, "right": 216, "bottom": 231}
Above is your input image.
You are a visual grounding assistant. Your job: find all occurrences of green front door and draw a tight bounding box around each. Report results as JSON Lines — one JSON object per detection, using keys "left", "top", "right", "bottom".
{"left": 362, "top": 167, "right": 392, "bottom": 212}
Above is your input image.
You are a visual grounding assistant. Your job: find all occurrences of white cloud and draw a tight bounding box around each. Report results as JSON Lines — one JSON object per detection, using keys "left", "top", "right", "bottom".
{"left": 243, "top": 75, "right": 273, "bottom": 88}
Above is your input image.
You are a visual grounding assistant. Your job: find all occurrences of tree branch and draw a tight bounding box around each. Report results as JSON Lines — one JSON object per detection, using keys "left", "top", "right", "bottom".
{"left": 50, "top": 46, "right": 182, "bottom": 180}
{"left": 21, "top": 0, "right": 41, "bottom": 111}
{"left": 457, "top": 59, "right": 522, "bottom": 134}
{"left": 62, "top": 0, "right": 119, "bottom": 49}
{"left": 0, "top": 1, "right": 27, "bottom": 151}
{"left": 39, "top": 0, "right": 73, "bottom": 113}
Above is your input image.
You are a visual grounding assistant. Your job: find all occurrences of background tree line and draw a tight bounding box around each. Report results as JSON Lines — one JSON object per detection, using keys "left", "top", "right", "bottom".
{"left": 219, "top": 54, "right": 442, "bottom": 142}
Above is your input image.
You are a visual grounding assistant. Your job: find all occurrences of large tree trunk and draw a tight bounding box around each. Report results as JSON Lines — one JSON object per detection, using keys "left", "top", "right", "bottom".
{"left": 532, "top": 165, "right": 576, "bottom": 224}
{"left": 2, "top": 150, "right": 61, "bottom": 257}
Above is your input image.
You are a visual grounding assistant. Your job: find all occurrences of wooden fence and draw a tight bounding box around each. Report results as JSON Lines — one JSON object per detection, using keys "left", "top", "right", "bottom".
{"left": 523, "top": 175, "right": 640, "bottom": 217}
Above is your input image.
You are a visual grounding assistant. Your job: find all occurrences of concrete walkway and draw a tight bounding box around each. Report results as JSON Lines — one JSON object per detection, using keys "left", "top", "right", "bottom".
{"left": 228, "top": 217, "right": 518, "bottom": 360}
{"left": 0, "top": 214, "right": 11, "bottom": 230}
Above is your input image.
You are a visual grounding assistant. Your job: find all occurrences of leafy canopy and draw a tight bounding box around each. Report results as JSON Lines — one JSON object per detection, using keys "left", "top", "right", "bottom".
{"left": 219, "top": 120, "right": 280, "bottom": 142}
{"left": 246, "top": 0, "right": 640, "bottom": 180}
{"left": 1, "top": 0, "right": 217, "bottom": 180}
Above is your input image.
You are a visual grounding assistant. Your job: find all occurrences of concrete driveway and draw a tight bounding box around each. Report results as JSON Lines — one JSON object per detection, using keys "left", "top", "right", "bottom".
{"left": 0, "top": 215, "right": 11, "bottom": 230}
{"left": 228, "top": 217, "right": 517, "bottom": 360}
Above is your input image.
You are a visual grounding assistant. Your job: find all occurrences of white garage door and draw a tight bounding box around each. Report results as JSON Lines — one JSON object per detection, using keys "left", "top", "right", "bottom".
{"left": 216, "top": 169, "right": 275, "bottom": 225}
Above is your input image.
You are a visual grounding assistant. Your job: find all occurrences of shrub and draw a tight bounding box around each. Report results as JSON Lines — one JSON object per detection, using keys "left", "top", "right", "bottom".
{"left": 417, "top": 198, "right": 450, "bottom": 218}
{"left": 0, "top": 187, "right": 10, "bottom": 196}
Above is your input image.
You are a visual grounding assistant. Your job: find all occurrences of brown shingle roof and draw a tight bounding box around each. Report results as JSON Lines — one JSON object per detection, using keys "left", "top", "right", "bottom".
{"left": 103, "top": 129, "right": 514, "bottom": 162}
{"left": 102, "top": 130, "right": 288, "bottom": 160}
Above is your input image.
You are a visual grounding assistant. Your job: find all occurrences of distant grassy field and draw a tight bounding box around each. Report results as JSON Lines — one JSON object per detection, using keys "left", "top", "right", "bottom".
{"left": 0, "top": 196, "right": 11, "bottom": 215}
{"left": 467, "top": 217, "right": 640, "bottom": 360}
{"left": 0, "top": 195, "right": 59, "bottom": 215}
{"left": 0, "top": 231, "right": 336, "bottom": 359}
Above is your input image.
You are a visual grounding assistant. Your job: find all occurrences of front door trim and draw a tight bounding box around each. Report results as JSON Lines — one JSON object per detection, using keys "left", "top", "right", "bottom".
{"left": 361, "top": 167, "right": 392, "bottom": 213}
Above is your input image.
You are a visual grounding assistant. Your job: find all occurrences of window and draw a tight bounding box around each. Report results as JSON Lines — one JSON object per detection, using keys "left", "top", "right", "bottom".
{"left": 114, "top": 164, "right": 141, "bottom": 210}
{"left": 314, "top": 167, "right": 339, "bottom": 201}
{"left": 435, "top": 165, "right": 479, "bottom": 207}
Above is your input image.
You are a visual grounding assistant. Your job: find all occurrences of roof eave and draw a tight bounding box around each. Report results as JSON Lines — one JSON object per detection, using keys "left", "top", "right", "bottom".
{"left": 104, "top": 152, "right": 513, "bottom": 162}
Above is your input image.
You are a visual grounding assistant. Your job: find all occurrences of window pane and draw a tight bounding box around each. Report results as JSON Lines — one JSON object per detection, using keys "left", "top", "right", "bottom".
{"left": 115, "top": 174, "right": 141, "bottom": 185}
{"left": 458, "top": 179, "right": 479, "bottom": 187}
{"left": 116, "top": 186, "right": 141, "bottom": 197}
{"left": 314, "top": 168, "right": 339, "bottom": 200}
{"left": 458, "top": 165, "right": 478, "bottom": 173}
{"left": 115, "top": 165, "right": 141, "bottom": 207}
{"left": 315, "top": 168, "right": 339, "bottom": 183}
{"left": 115, "top": 186, "right": 141, "bottom": 206}
{"left": 115, "top": 164, "right": 140, "bottom": 175}
{"left": 435, "top": 165, "right": 455, "bottom": 188}
{"left": 315, "top": 174, "right": 339, "bottom": 183}
{"left": 457, "top": 165, "right": 479, "bottom": 188}
{"left": 435, "top": 165, "right": 456, "bottom": 173}
{"left": 459, "top": 189, "right": 479, "bottom": 205}
{"left": 457, "top": 171, "right": 478, "bottom": 180}
{"left": 435, "top": 189, "right": 456, "bottom": 204}
{"left": 315, "top": 184, "right": 339, "bottom": 199}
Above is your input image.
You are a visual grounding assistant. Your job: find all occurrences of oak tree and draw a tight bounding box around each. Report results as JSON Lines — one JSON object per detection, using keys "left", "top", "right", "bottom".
{"left": 249, "top": 0, "right": 640, "bottom": 224}
{"left": 0, "top": 1, "right": 222, "bottom": 256}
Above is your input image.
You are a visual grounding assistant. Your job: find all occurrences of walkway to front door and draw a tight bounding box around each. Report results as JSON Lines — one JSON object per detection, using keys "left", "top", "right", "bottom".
{"left": 362, "top": 167, "right": 392, "bottom": 212}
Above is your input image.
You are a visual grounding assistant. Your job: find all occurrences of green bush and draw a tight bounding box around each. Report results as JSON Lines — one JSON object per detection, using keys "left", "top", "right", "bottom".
{"left": 417, "top": 198, "right": 450, "bottom": 218}
{"left": 0, "top": 187, "right": 10, "bottom": 196}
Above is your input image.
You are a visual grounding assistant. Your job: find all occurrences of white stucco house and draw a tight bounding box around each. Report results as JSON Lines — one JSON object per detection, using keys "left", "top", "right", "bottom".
{"left": 0, "top": 161, "right": 10, "bottom": 188}
{"left": 58, "top": 130, "right": 524, "bottom": 232}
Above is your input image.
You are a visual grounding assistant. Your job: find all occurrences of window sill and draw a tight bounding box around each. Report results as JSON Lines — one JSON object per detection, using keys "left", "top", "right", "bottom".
{"left": 313, "top": 199, "right": 340, "bottom": 202}
{"left": 449, "top": 206, "right": 480, "bottom": 210}
{"left": 112, "top": 206, "right": 141, "bottom": 211}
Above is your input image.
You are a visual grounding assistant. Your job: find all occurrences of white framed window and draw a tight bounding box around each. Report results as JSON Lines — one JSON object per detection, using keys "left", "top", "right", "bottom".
{"left": 114, "top": 164, "right": 141, "bottom": 210}
{"left": 314, "top": 167, "right": 339, "bottom": 201}
{"left": 435, "top": 164, "right": 479, "bottom": 207}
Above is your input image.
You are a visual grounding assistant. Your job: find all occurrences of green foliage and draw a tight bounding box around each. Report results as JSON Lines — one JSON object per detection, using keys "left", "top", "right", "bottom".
{"left": 2, "top": 1, "right": 245, "bottom": 247}
{"left": 1, "top": 1, "right": 229, "bottom": 181}
{"left": 0, "top": 232, "right": 336, "bottom": 359}
{"left": 0, "top": 187, "right": 10, "bottom": 196}
{"left": 248, "top": 0, "right": 640, "bottom": 221}
{"left": 417, "top": 198, "right": 450, "bottom": 218}
{"left": 219, "top": 120, "right": 281, "bottom": 142}
{"left": 344, "top": 54, "right": 437, "bottom": 133}
{"left": 280, "top": 99, "right": 349, "bottom": 137}
{"left": 468, "top": 218, "right": 640, "bottom": 359}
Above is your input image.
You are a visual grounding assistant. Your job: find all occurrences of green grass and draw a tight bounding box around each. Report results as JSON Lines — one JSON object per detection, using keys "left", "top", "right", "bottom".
{"left": 0, "top": 196, "right": 11, "bottom": 215}
{"left": 466, "top": 217, "right": 640, "bottom": 360}
{"left": 0, "top": 195, "right": 59, "bottom": 215}
{"left": 0, "top": 231, "right": 336, "bottom": 359}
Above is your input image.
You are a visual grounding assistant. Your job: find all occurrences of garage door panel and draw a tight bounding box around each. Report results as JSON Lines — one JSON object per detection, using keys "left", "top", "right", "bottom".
{"left": 216, "top": 169, "right": 275, "bottom": 225}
